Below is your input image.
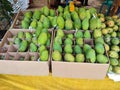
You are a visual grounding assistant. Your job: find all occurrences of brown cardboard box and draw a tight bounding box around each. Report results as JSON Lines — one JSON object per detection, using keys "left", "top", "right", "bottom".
{"left": 52, "top": 61, "right": 109, "bottom": 79}
{"left": 51, "top": 30, "right": 109, "bottom": 79}
{"left": 0, "top": 29, "right": 53, "bottom": 76}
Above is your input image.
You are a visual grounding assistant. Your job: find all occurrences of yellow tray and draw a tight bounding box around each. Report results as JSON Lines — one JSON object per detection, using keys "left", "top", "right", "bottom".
{"left": 0, "top": 74, "right": 120, "bottom": 90}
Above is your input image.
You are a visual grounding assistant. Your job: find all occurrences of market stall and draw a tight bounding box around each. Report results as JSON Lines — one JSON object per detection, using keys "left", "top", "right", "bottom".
{"left": 0, "top": 0, "right": 120, "bottom": 89}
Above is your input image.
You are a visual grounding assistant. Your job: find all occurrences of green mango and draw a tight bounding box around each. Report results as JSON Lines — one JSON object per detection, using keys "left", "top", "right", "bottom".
{"left": 111, "top": 38, "right": 119, "bottom": 45}
{"left": 24, "top": 11, "right": 32, "bottom": 18}
{"left": 86, "top": 49, "right": 96, "bottom": 63}
{"left": 52, "top": 16, "right": 57, "bottom": 27}
{"left": 52, "top": 50, "right": 62, "bottom": 61}
{"left": 64, "top": 53, "right": 75, "bottom": 62}
{"left": 95, "top": 43, "right": 105, "bottom": 54}
{"left": 64, "top": 44, "right": 73, "bottom": 54}
{"left": 71, "top": 11, "right": 79, "bottom": 21}
{"left": 113, "top": 66, "right": 120, "bottom": 74}
{"left": 95, "top": 37, "right": 104, "bottom": 44}
{"left": 30, "top": 43, "right": 37, "bottom": 52}
{"left": 43, "top": 6, "right": 49, "bottom": 16}
{"left": 58, "top": 6, "right": 63, "bottom": 13}
{"left": 37, "top": 21, "right": 43, "bottom": 29}
{"left": 23, "top": 17, "right": 31, "bottom": 24}
{"left": 82, "top": 18, "right": 89, "bottom": 30}
{"left": 74, "top": 45, "right": 82, "bottom": 54}
{"left": 50, "top": 9, "right": 55, "bottom": 16}
{"left": 110, "top": 58, "right": 119, "bottom": 66}
{"left": 35, "top": 27, "right": 42, "bottom": 37}
{"left": 63, "top": 11, "right": 71, "bottom": 20}
{"left": 76, "top": 38, "right": 83, "bottom": 46}
{"left": 84, "top": 30, "right": 91, "bottom": 39}
{"left": 17, "top": 31, "right": 24, "bottom": 39}
{"left": 46, "top": 39, "right": 51, "bottom": 47}
{"left": 40, "top": 50, "right": 49, "bottom": 61}
{"left": 57, "top": 16, "right": 65, "bottom": 29}
{"left": 79, "top": 9, "right": 86, "bottom": 20}
{"left": 14, "top": 38, "right": 21, "bottom": 45}
{"left": 21, "top": 20, "right": 29, "bottom": 29}
{"left": 89, "top": 7, "right": 97, "bottom": 15}
{"left": 97, "top": 18, "right": 102, "bottom": 29}
{"left": 97, "top": 54, "right": 108, "bottom": 63}
{"left": 109, "top": 51, "right": 119, "bottom": 59}
{"left": 54, "top": 36, "right": 62, "bottom": 45}
{"left": 30, "top": 19, "right": 37, "bottom": 29}
{"left": 38, "top": 32, "right": 48, "bottom": 45}
{"left": 25, "top": 32, "right": 32, "bottom": 42}
{"left": 108, "top": 65, "right": 113, "bottom": 72}
{"left": 67, "top": 34, "right": 74, "bottom": 39}
{"left": 40, "top": 15, "right": 46, "bottom": 22}
{"left": 111, "top": 45, "right": 120, "bottom": 52}
{"left": 74, "top": 19, "right": 81, "bottom": 30}
{"left": 43, "top": 17, "right": 50, "bottom": 29}
{"left": 53, "top": 42, "right": 62, "bottom": 53}
{"left": 83, "top": 44, "right": 92, "bottom": 54}
{"left": 65, "top": 19, "right": 73, "bottom": 30}
{"left": 64, "top": 38, "right": 73, "bottom": 45}
{"left": 90, "top": 17, "right": 97, "bottom": 30}
{"left": 56, "top": 29, "right": 64, "bottom": 38}
{"left": 33, "top": 10, "right": 41, "bottom": 20}
{"left": 75, "top": 54, "right": 84, "bottom": 62}
{"left": 38, "top": 45, "right": 46, "bottom": 53}
{"left": 86, "top": 10, "right": 91, "bottom": 19}
{"left": 32, "top": 36, "right": 37, "bottom": 45}
{"left": 93, "top": 29, "right": 102, "bottom": 38}
{"left": 75, "top": 31, "right": 83, "bottom": 38}
{"left": 18, "top": 40, "right": 28, "bottom": 52}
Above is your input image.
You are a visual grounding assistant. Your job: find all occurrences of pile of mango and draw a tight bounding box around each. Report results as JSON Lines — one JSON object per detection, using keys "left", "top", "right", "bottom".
{"left": 13, "top": 28, "right": 51, "bottom": 61}
{"left": 21, "top": 6, "right": 102, "bottom": 31}
{"left": 21, "top": 6, "right": 56, "bottom": 29}
{"left": 57, "top": 6, "right": 102, "bottom": 30}
{"left": 96, "top": 14, "right": 120, "bottom": 74}
{"left": 52, "top": 29, "right": 108, "bottom": 64}
{"left": 20, "top": 5, "right": 120, "bottom": 73}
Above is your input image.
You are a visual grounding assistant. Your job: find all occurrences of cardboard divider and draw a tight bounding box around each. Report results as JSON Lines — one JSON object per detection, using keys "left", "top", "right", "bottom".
{"left": 7, "top": 45, "right": 18, "bottom": 52}
{"left": 84, "top": 39, "right": 94, "bottom": 46}
{"left": 25, "top": 52, "right": 39, "bottom": 61}
{"left": 14, "top": 52, "right": 27, "bottom": 61}
{"left": 5, "top": 52, "right": 16, "bottom": 60}
{"left": 0, "top": 45, "right": 10, "bottom": 53}
{"left": 1, "top": 30, "right": 36, "bottom": 47}
{"left": 0, "top": 53, "right": 6, "bottom": 60}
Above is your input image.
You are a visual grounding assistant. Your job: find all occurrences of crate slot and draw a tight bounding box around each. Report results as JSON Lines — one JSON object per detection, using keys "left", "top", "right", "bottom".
{"left": 14, "top": 53, "right": 26, "bottom": 61}
{"left": 8, "top": 45, "right": 18, "bottom": 52}
{"left": 5, "top": 52, "right": 16, "bottom": 60}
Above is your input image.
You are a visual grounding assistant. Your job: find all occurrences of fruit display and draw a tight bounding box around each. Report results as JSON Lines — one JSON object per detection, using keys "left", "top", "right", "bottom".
{"left": 13, "top": 5, "right": 102, "bottom": 31}
{"left": 57, "top": 6, "right": 102, "bottom": 30}
{"left": 2, "top": 5, "right": 120, "bottom": 77}
{"left": 97, "top": 14, "right": 120, "bottom": 74}
{"left": 52, "top": 29, "right": 108, "bottom": 64}
{"left": 0, "top": 29, "right": 53, "bottom": 61}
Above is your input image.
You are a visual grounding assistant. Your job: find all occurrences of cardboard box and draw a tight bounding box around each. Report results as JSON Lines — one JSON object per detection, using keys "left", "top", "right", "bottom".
{"left": 51, "top": 30, "right": 109, "bottom": 79}
{"left": 0, "top": 29, "right": 53, "bottom": 76}
{"left": 52, "top": 61, "right": 109, "bottom": 79}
